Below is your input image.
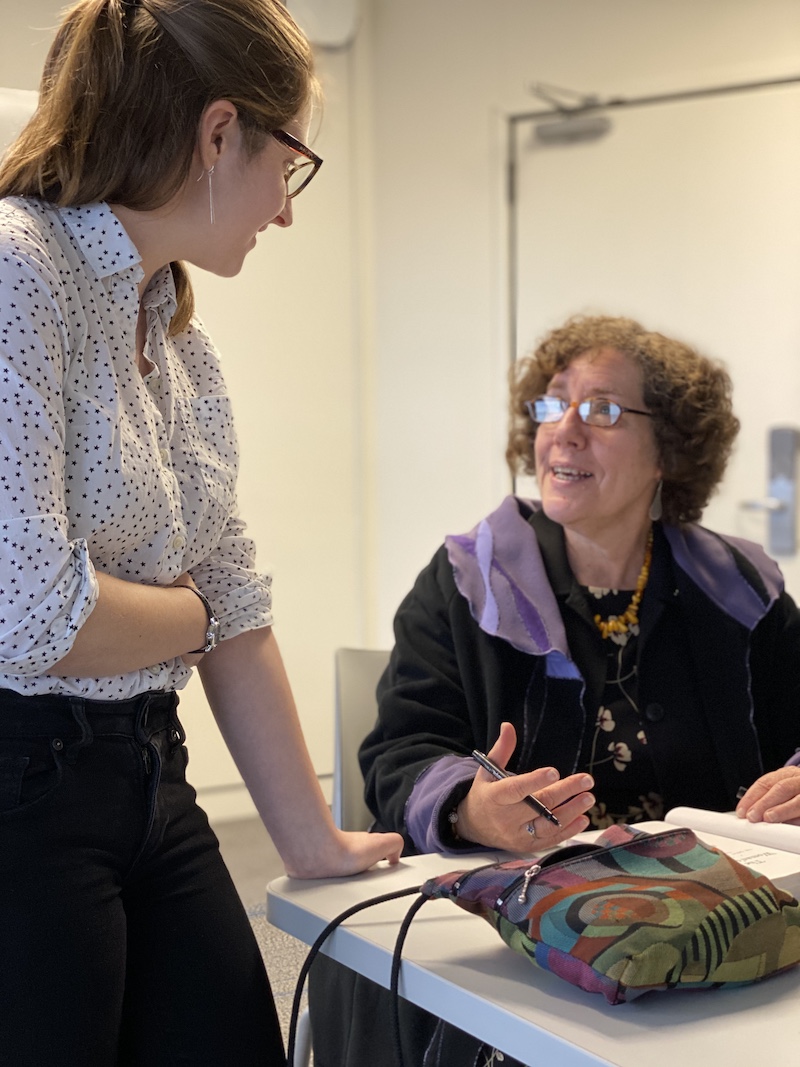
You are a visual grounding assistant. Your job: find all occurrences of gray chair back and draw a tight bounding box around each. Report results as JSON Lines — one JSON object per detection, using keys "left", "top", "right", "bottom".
{"left": 332, "top": 647, "right": 390, "bottom": 832}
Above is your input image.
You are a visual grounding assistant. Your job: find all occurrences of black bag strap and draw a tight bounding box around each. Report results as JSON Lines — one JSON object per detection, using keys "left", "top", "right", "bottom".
{"left": 286, "top": 884, "right": 425, "bottom": 1067}
{"left": 389, "top": 892, "right": 430, "bottom": 1067}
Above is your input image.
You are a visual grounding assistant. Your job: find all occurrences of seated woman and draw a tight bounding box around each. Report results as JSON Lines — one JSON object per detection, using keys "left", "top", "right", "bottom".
{"left": 310, "top": 314, "right": 800, "bottom": 1067}
{"left": 363, "top": 313, "right": 800, "bottom": 851}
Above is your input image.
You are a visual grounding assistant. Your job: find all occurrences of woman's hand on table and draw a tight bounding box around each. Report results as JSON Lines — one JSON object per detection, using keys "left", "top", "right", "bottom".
{"left": 454, "top": 722, "right": 595, "bottom": 852}
{"left": 284, "top": 829, "right": 404, "bottom": 879}
{"left": 735, "top": 766, "right": 800, "bottom": 826}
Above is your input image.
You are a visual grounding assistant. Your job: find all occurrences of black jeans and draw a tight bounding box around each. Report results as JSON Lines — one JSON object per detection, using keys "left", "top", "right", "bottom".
{"left": 0, "top": 688, "right": 285, "bottom": 1066}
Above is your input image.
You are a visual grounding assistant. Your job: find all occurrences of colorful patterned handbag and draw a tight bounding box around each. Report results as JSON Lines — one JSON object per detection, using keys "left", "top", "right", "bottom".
{"left": 421, "top": 823, "right": 800, "bottom": 1004}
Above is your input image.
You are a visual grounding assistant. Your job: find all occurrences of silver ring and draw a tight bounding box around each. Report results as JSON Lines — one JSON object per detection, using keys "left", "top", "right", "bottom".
{"left": 525, "top": 820, "right": 537, "bottom": 837}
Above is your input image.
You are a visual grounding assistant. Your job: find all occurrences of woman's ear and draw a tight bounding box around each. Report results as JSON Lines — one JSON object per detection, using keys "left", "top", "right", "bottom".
{"left": 196, "top": 99, "right": 239, "bottom": 171}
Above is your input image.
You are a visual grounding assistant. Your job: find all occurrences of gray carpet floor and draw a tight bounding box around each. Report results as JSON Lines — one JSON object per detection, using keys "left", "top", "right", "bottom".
{"left": 214, "top": 815, "right": 312, "bottom": 1061}
{"left": 248, "top": 901, "right": 311, "bottom": 1054}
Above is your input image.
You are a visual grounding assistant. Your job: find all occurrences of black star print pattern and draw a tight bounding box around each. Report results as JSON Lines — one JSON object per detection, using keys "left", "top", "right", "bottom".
{"left": 0, "top": 199, "right": 272, "bottom": 698}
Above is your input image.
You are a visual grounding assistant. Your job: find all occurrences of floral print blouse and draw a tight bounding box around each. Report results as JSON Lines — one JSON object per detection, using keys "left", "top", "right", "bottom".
{"left": 581, "top": 584, "right": 664, "bottom": 828}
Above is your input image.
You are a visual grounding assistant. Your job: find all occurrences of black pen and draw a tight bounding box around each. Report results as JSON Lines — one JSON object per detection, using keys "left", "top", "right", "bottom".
{"left": 472, "top": 749, "right": 561, "bottom": 827}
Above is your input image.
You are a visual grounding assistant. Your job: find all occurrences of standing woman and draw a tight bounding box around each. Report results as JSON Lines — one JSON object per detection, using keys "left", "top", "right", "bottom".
{"left": 0, "top": 2, "right": 402, "bottom": 1065}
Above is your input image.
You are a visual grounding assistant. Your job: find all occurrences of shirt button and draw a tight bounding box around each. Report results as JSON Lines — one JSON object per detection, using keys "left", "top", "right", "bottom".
{"left": 172, "top": 534, "right": 186, "bottom": 550}
{"left": 159, "top": 448, "right": 170, "bottom": 464}
{"left": 644, "top": 703, "right": 665, "bottom": 723}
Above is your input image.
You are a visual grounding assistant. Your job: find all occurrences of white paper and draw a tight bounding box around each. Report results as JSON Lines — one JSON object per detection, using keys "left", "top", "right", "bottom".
{"left": 636, "top": 810, "right": 800, "bottom": 898}
{"left": 664, "top": 807, "right": 800, "bottom": 854}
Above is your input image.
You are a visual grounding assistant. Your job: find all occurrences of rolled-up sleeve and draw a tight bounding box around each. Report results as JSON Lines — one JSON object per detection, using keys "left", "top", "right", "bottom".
{"left": 188, "top": 507, "right": 273, "bottom": 641}
{"left": 0, "top": 517, "right": 98, "bottom": 673}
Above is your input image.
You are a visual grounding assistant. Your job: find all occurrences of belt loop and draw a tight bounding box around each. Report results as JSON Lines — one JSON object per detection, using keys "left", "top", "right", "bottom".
{"left": 64, "top": 697, "right": 92, "bottom": 763}
{"left": 169, "top": 703, "right": 186, "bottom": 749}
{"left": 135, "top": 693, "right": 155, "bottom": 745}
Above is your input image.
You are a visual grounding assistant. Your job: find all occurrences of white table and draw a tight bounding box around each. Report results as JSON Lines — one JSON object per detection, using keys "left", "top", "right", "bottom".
{"left": 267, "top": 851, "right": 800, "bottom": 1067}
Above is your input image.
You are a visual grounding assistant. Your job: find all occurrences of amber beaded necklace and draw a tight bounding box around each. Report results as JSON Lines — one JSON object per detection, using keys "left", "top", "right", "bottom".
{"left": 593, "top": 528, "right": 653, "bottom": 640}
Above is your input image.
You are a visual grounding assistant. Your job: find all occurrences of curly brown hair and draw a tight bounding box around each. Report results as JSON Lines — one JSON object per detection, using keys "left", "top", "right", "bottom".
{"left": 506, "top": 315, "right": 740, "bottom": 524}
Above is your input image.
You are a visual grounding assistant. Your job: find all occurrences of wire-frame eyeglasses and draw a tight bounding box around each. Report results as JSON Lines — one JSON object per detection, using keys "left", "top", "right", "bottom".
{"left": 525, "top": 396, "right": 654, "bottom": 428}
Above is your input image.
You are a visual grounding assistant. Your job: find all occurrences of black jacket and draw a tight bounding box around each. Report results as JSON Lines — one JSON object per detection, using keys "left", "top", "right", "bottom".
{"left": 360, "top": 500, "right": 800, "bottom": 853}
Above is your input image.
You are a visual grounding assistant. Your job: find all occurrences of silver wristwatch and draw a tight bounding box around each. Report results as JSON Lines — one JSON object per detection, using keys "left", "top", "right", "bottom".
{"left": 187, "top": 587, "right": 220, "bottom": 653}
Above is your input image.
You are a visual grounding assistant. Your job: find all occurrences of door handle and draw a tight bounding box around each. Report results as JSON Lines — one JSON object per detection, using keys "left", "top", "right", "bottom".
{"left": 739, "top": 427, "right": 800, "bottom": 556}
{"left": 740, "top": 497, "right": 785, "bottom": 512}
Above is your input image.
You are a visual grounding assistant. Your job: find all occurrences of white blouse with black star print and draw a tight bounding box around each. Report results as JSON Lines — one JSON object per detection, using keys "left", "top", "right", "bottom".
{"left": 0, "top": 198, "right": 273, "bottom": 699}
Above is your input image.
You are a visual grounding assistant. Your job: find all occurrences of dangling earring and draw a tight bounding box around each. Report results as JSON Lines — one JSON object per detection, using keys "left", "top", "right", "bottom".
{"left": 649, "top": 479, "right": 663, "bottom": 522}
{"left": 206, "top": 165, "right": 215, "bottom": 225}
{"left": 196, "top": 164, "right": 215, "bottom": 224}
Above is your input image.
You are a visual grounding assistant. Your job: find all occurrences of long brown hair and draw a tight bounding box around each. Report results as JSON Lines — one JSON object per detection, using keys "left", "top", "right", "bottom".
{"left": 0, "top": 0, "right": 316, "bottom": 333}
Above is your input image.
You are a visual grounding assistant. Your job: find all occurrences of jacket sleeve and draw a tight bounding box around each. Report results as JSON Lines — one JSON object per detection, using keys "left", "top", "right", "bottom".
{"left": 749, "top": 589, "right": 800, "bottom": 771}
{"left": 359, "top": 546, "right": 489, "bottom": 854}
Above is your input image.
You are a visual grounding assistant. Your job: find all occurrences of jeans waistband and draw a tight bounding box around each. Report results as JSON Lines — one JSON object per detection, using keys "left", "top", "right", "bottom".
{"left": 0, "top": 689, "right": 179, "bottom": 740}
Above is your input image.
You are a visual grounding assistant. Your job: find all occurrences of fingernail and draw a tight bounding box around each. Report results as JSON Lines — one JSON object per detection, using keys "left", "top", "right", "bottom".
{"left": 544, "top": 768, "right": 558, "bottom": 782}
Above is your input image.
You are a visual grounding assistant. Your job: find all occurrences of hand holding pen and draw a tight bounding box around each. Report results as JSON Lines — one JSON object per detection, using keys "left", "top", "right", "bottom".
{"left": 452, "top": 723, "right": 595, "bottom": 851}
{"left": 472, "top": 750, "right": 561, "bottom": 827}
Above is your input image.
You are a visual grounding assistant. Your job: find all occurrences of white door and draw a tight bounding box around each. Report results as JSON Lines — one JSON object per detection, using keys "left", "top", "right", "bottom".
{"left": 513, "top": 82, "right": 800, "bottom": 596}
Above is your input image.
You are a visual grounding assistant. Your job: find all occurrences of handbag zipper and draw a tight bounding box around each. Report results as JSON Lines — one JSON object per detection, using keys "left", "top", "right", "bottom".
{"left": 516, "top": 863, "right": 542, "bottom": 903}
{"left": 496, "top": 863, "right": 542, "bottom": 908}
{"left": 451, "top": 860, "right": 528, "bottom": 894}
{"left": 494, "top": 828, "right": 689, "bottom": 909}
{"left": 495, "top": 841, "right": 613, "bottom": 907}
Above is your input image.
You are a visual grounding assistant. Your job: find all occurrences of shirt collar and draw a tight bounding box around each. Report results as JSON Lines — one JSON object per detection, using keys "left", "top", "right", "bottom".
{"left": 58, "top": 202, "right": 177, "bottom": 318}
{"left": 58, "top": 202, "right": 142, "bottom": 281}
{"left": 141, "top": 264, "right": 178, "bottom": 320}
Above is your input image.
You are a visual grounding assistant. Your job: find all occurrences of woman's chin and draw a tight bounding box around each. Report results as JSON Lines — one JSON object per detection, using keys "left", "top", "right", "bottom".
{"left": 541, "top": 490, "right": 591, "bottom": 527}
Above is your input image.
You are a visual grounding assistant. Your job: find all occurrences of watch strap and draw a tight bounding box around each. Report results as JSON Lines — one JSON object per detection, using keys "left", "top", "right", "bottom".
{"left": 186, "top": 586, "right": 220, "bottom": 654}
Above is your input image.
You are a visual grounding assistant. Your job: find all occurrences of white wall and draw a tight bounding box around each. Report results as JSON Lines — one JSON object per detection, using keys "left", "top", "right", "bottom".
{"left": 363, "top": 0, "right": 800, "bottom": 644}
{"left": 4, "top": 0, "right": 800, "bottom": 822}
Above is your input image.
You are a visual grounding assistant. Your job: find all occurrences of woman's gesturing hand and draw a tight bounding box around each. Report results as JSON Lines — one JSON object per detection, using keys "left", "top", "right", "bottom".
{"left": 454, "top": 722, "right": 595, "bottom": 852}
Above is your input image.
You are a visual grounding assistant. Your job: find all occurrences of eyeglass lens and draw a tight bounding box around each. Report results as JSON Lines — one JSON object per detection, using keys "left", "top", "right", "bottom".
{"left": 526, "top": 397, "right": 623, "bottom": 427}
{"left": 285, "top": 160, "right": 316, "bottom": 198}
{"left": 271, "top": 129, "right": 322, "bottom": 199}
